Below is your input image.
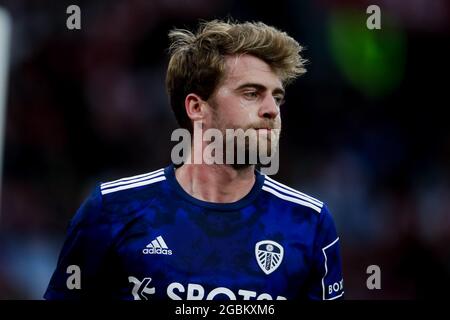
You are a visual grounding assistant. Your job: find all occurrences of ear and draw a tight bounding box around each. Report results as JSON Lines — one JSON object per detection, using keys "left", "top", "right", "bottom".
{"left": 184, "top": 93, "right": 207, "bottom": 122}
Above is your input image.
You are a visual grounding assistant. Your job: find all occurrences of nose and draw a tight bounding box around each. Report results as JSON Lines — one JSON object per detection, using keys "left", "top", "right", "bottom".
{"left": 258, "top": 95, "right": 279, "bottom": 120}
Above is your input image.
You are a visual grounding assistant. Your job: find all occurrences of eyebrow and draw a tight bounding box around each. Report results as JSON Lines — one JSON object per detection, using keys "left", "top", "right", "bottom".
{"left": 235, "top": 83, "right": 285, "bottom": 96}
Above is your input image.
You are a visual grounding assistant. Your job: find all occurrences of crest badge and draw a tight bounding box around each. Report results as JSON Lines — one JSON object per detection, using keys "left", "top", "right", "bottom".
{"left": 255, "top": 240, "right": 284, "bottom": 275}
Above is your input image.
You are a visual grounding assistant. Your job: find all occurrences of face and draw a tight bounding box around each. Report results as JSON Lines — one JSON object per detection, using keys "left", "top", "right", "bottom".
{"left": 206, "top": 54, "right": 284, "bottom": 165}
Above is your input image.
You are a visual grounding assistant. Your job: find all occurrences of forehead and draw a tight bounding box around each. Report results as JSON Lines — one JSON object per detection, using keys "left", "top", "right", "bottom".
{"left": 222, "top": 54, "right": 283, "bottom": 89}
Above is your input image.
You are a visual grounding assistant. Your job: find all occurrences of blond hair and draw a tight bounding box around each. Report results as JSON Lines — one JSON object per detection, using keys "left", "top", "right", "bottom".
{"left": 166, "top": 19, "right": 307, "bottom": 130}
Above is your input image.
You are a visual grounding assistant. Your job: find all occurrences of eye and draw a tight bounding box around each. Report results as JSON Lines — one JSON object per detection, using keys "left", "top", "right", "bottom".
{"left": 243, "top": 91, "right": 259, "bottom": 99}
{"left": 274, "top": 95, "right": 285, "bottom": 106}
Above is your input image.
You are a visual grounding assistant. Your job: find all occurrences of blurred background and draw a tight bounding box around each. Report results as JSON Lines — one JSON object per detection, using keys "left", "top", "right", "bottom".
{"left": 0, "top": 0, "right": 449, "bottom": 299}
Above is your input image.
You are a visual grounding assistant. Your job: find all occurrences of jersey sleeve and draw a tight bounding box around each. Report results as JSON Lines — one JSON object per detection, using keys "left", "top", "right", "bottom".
{"left": 306, "top": 204, "right": 344, "bottom": 300}
{"left": 44, "top": 184, "right": 112, "bottom": 300}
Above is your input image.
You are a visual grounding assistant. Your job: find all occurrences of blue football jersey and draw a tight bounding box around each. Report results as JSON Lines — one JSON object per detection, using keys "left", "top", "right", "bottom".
{"left": 44, "top": 164, "right": 344, "bottom": 300}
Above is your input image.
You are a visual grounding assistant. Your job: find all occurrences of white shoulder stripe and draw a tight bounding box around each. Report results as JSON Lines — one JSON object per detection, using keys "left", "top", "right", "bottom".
{"left": 262, "top": 185, "right": 322, "bottom": 213}
{"left": 101, "top": 170, "right": 165, "bottom": 190}
{"left": 101, "top": 175, "right": 166, "bottom": 195}
{"left": 101, "top": 168, "right": 164, "bottom": 189}
{"left": 265, "top": 176, "right": 323, "bottom": 205}
{"left": 263, "top": 180, "right": 323, "bottom": 208}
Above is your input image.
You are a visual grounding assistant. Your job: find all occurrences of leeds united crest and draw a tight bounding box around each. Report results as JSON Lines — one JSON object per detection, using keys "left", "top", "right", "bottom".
{"left": 255, "top": 240, "right": 284, "bottom": 275}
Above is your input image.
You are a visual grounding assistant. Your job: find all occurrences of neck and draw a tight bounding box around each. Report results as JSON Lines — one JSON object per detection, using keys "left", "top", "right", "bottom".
{"left": 175, "top": 163, "right": 256, "bottom": 203}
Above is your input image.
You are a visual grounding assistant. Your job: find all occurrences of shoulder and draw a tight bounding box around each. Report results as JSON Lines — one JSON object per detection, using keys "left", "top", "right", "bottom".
{"left": 261, "top": 175, "right": 325, "bottom": 214}
{"left": 71, "top": 167, "right": 168, "bottom": 228}
{"left": 99, "top": 167, "right": 169, "bottom": 213}
{"left": 261, "top": 175, "right": 339, "bottom": 239}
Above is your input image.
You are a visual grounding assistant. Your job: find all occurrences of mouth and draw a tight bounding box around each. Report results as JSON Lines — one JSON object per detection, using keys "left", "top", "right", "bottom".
{"left": 254, "top": 128, "right": 275, "bottom": 140}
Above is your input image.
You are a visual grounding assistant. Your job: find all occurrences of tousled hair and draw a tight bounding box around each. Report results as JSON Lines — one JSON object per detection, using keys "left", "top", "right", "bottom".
{"left": 166, "top": 19, "right": 307, "bottom": 131}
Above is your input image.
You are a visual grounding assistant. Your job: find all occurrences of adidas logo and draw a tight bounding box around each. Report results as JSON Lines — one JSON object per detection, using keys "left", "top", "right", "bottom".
{"left": 142, "top": 236, "right": 173, "bottom": 255}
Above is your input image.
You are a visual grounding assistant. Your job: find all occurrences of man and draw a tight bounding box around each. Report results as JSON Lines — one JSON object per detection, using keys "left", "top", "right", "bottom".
{"left": 45, "top": 20, "right": 344, "bottom": 300}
